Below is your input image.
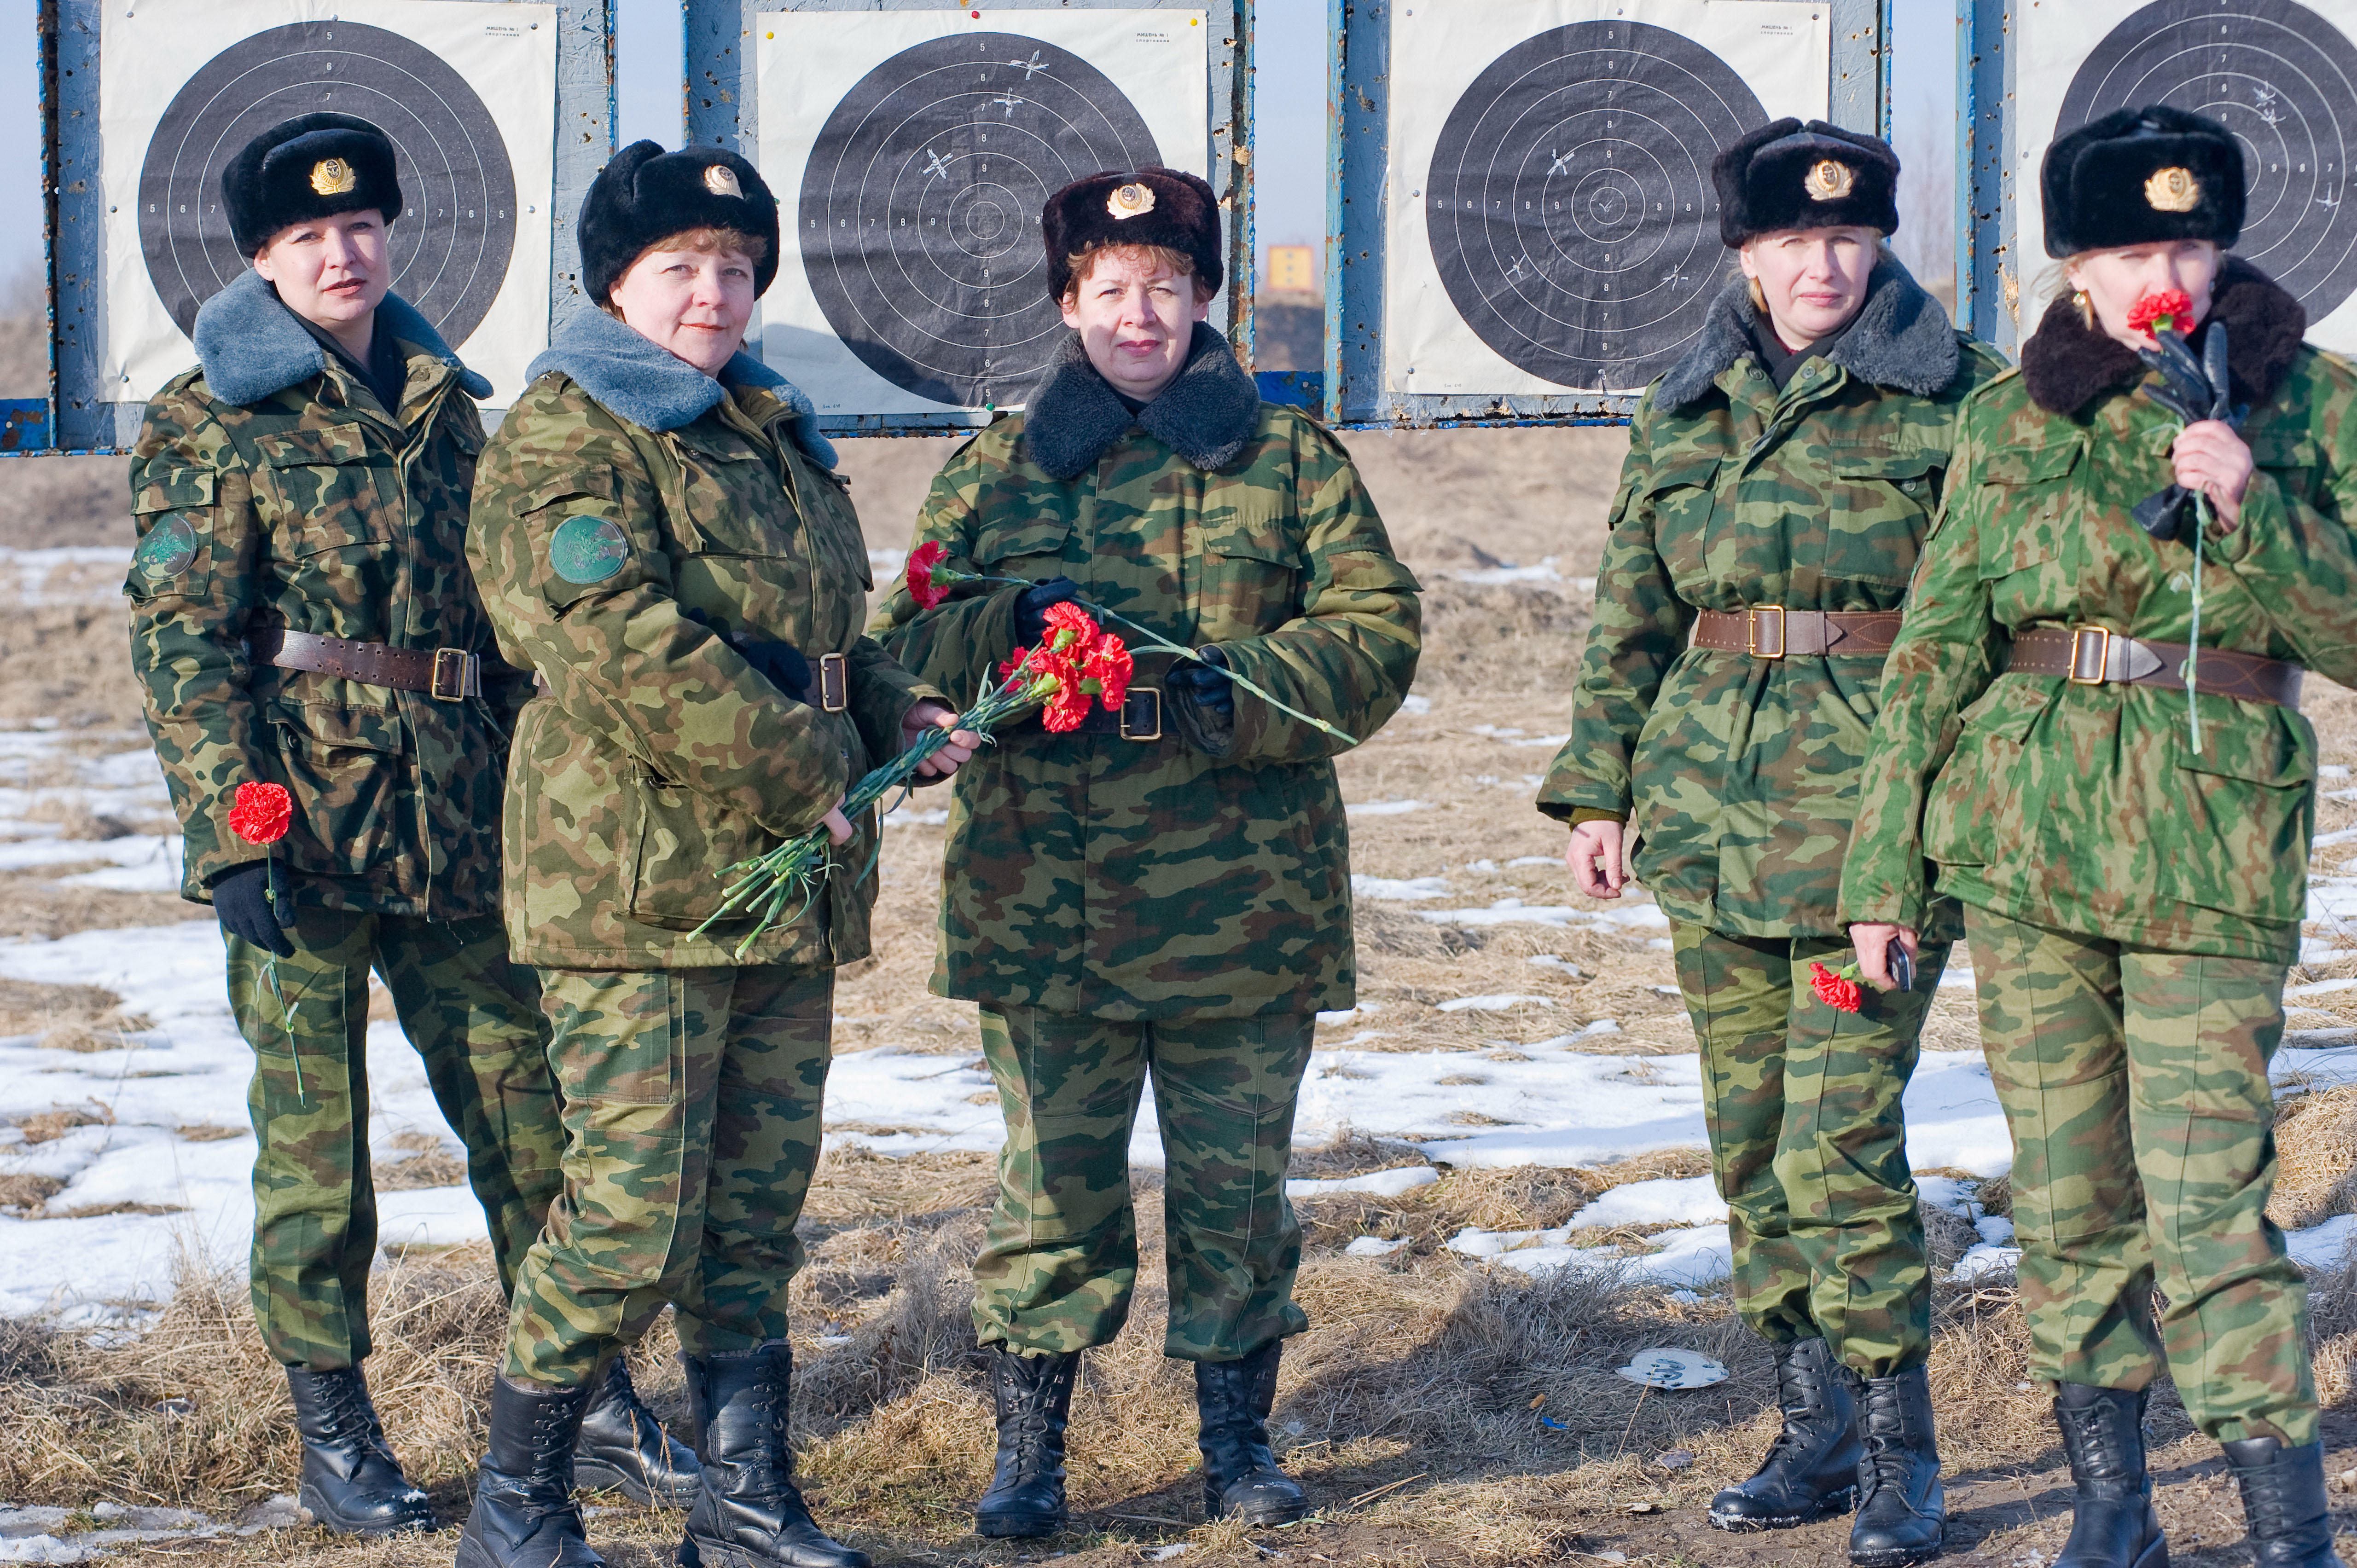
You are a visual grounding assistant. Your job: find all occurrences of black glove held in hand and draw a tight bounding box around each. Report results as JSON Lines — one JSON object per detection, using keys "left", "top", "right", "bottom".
{"left": 214, "top": 862, "right": 294, "bottom": 958}
{"left": 1015, "top": 578, "right": 1084, "bottom": 644}
{"left": 1170, "top": 645, "right": 1236, "bottom": 718}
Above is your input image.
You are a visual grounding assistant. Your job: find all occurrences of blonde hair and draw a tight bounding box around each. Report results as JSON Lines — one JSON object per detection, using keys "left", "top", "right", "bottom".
{"left": 1060, "top": 242, "right": 1197, "bottom": 303}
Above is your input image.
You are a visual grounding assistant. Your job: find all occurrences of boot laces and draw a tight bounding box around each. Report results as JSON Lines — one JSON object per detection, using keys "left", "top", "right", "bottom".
{"left": 307, "top": 1373, "right": 386, "bottom": 1450}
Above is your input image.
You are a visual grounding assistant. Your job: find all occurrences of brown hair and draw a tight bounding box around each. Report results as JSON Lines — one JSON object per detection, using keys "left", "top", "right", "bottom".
{"left": 603, "top": 227, "right": 773, "bottom": 313}
{"left": 1059, "top": 242, "right": 1197, "bottom": 303}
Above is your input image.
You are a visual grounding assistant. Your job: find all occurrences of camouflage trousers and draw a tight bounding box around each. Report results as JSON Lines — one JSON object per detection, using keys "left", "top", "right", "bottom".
{"left": 503, "top": 966, "right": 833, "bottom": 1387}
{"left": 1672, "top": 921, "right": 1947, "bottom": 1377}
{"left": 226, "top": 907, "right": 562, "bottom": 1371}
{"left": 973, "top": 1006, "right": 1315, "bottom": 1362}
{"left": 1965, "top": 906, "right": 2317, "bottom": 1445}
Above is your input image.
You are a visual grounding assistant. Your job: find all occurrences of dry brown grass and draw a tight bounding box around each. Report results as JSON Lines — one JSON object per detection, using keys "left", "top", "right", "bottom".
{"left": 0, "top": 976, "right": 154, "bottom": 1051}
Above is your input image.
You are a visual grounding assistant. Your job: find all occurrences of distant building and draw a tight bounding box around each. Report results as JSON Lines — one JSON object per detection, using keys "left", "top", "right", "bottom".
{"left": 1264, "top": 244, "right": 1318, "bottom": 296}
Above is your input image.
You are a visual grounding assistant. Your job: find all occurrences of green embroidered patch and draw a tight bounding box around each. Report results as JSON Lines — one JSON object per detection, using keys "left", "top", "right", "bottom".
{"left": 548, "top": 515, "right": 630, "bottom": 584}
{"left": 133, "top": 513, "right": 198, "bottom": 578}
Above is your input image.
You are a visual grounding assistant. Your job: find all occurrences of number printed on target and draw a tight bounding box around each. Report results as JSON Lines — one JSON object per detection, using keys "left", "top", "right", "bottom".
{"left": 798, "top": 33, "right": 1161, "bottom": 408}
{"left": 1425, "top": 21, "right": 1767, "bottom": 392}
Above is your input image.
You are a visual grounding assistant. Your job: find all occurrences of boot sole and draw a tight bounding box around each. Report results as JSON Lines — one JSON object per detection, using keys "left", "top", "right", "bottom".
{"left": 575, "top": 1456, "right": 701, "bottom": 1508}
{"left": 1847, "top": 1536, "right": 1944, "bottom": 1568}
{"left": 677, "top": 1532, "right": 872, "bottom": 1568}
{"left": 1709, "top": 1487, "right": 1858, "bottom": 1532}
{"left": 1209, "top": 1501, "right": 1310, "bottom": 1528}
{"left": 975, "top": 1510, "right": 1066, "bottom": 1538}
{"left": 296, "top": 1481, "right": 434, "bottom": 1537}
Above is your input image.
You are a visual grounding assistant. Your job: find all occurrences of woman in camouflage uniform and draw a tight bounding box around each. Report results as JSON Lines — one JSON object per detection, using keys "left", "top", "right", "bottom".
{"left": 1543, "top": 122, "right": 2001, "bottom": 1568}
{"left": 1846, "top": 107, "right": 2357, "bottom": 1568}
{"left": 871, "top": 168, "right": 1419, "bottom": 1539}
{"left": 456, "top": 143, "right": 972, "bottom": 1568}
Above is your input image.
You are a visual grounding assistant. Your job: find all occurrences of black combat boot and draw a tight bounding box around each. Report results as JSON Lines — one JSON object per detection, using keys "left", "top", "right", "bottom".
{"left": 2226, "top": 1436, "right": 2349, "bottom": 1568}
{"left": 1195, "top": 1342, "right": 1307, "bottom": 1526}
{"left": 1708, "top": 1337, "right": 1864, "bottom": 1530}
{"left": 1848, "top": 1366, "right": 1945, "bottom": 1567}
{"left": 974, "top": 1347, "right": 1081, "bottom": 1538}
{"left": 2052, "top": 1384, "right": 2166, "bottom": 1568}
{"left": 679, "top": 1342, "right": 869, "bottom": 1568}
{"left": 284, "top": 1365, "right": 435, "bottom": 1535}
{"left": 575, "top": 1355, "right": 701, "bottom": 1506}
{"left": 455, "top": 1374, "right": 604, "bottom": 1568}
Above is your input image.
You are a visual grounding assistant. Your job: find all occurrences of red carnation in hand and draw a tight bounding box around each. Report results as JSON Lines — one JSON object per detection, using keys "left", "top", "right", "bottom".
{"left": 1808, "top": 961, "right": 1864, "bottom": 1014}
{"left": 1034, "top": 651, "right": 1094, "bottom": 732}
{"left": 227, "top": 781, "right": 293, "bottom": 845}
{"left": 1080, "top": 632, "right": 1132, "bottom": 711}
{"left": 2126, "top": 289, "right": 2194, "bottom": 338}
{"left": 1042, "top": 601, "right": 1101, "bottom": 654}
{"left": 906, "top": 540, "right": 949, "bottom": 610}
{"left": 999, "top": 645, "right": 1033, "bottom": 682}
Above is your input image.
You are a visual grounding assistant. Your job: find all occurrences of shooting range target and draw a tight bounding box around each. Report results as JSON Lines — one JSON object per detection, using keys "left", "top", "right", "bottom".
{"left": 2055, "top": 0, "right": 2357, "bottom": 326}
{"left": 1423, "top": 21, "right": 1768, "bottom": 392}
{"left": 136, "top": 20, "right": 518, "bottom": 347}
{"left": 797, "top": 32, "right": 1162, "bottom": 408}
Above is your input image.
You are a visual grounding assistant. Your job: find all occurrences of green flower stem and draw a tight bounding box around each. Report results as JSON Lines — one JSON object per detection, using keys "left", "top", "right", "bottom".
{"left": 263, "top": 851, "right": 304, "bottom": 1106}
{"left": 2188, "top": 492, "right": 2208, "bottom": 756}
{"left": 935, "top": 568, "right": 1360, "bottom": 745}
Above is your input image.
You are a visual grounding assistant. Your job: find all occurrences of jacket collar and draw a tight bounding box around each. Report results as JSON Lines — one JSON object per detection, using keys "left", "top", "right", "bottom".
{"left": 2019, "top": 256, "right": 2307, "bottom": 417}
{"left": 525, "top": 304, "right": 836, "bottom": 468}
{"left": 1655, "top": 257, "right": 1962, "bottom": 413}
{"left": 191, "top": 269, "right": 492, "bottom": 408}
{"left": 1022, "top": 322, "right": 1260, "bottom": 481}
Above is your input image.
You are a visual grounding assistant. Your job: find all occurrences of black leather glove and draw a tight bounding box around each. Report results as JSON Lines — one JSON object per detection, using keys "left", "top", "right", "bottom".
{"left": 1169, "top": 644, "right": 1236, "bottom": 718}
{"left": 687, "top": 608, "right": 813, "bottom": 700}
{"left": 213, "top": 862, "right": 295, "bottom": 958}
{"left": 1015, "top": 578, "right": 1085, "bottom": 644}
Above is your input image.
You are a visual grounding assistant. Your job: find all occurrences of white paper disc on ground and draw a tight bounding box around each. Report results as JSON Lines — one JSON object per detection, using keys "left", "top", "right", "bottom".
{"left": 1615, "top": 1347, "right": 1729, "bottom": 1389}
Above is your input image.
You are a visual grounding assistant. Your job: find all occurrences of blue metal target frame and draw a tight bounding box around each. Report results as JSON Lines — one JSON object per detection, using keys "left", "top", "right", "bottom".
{"left": 14, "top": 0, "right": 616, "bottom": 458}
{"left": 1321, "top": 0, "right": 1894, "bottom": 428}
{"left": 682, "top": 0, "right": 1252, "bottom": 439}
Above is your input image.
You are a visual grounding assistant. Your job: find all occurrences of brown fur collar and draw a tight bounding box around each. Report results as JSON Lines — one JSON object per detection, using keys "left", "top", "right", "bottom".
{"left": 2020, "top": 257, "right": 2307, "bottom": 416}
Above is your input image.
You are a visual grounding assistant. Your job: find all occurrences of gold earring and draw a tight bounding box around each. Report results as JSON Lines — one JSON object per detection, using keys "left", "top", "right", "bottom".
{"left": 2073, "top": 289, "right": 2094, "bottom": 329}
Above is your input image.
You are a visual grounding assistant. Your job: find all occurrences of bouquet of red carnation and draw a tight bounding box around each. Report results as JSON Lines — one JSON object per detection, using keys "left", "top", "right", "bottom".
{"left": 691, "top": 607, "right": 1131, "bottom": 955}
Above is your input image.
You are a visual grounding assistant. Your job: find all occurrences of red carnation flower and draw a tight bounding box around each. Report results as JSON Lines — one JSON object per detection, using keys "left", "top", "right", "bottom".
{"left": 1042, "top": 601, "right": 1101, "bottom": 654}
{"left": 1034, "top": 650, "right": 1094, "bottom": 732}
{"left": 906, "top": 540, "right": 949, "bottom": 610}
{"left": 2126, "top": 289, "right": 2194, "bottom": 338}
{"left": 1080, "top": 633, "right": 1132, "bottom": 711}
{"left": 999, "top": 645, "right": 1033, "bottom": 682}
{"left": 1808, "top": 961, "right": 1864, "bottom": 1014}
{"left": 227, "top": 781, "right": 293, "bottom": 845}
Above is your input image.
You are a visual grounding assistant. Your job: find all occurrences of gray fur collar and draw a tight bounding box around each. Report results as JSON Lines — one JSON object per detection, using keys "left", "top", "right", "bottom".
{"left": 527, "top": 305, "right": 837, "bottom": 467}
{"left": 1655, "top": 258, "right": 1962, "bottom": 412}
{"left": 192, "top": 269, "right": 493, "bottom": 407}
{"left": 1022, "top": 323, "right": 1260, "bottom": 480}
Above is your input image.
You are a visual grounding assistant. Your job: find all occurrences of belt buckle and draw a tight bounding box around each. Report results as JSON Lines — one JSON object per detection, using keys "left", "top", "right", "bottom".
{"left": 817, "top": 653, "right": 848, "bottom": 713}
{"left": 2068, "top": 626, "right": 2111, "bottom": 684}
{"left": 1120, "top": 687, "right": 1163, "bottom": 741}
{"left": 429, "top": 647, "right": 477, "bottom": 701}
{"left": 1746, "top": 605, "right": 1787, "bottom": 660}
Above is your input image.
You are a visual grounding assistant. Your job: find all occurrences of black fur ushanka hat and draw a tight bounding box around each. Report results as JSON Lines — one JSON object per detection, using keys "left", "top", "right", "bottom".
{"left": 1713, "top": 119, "right": 1901, "bottom": 247}
{"left": 223, "top": 113, "right": 402, "bottom": 256}
{"left": 579, "top": 141, "right": 782, "bottom": 304}
{"left": 2042, "top": 105, "right": 2246, "bottom": 257}
{"left": 1041, "top": 168, "right": 1224, "bottom": 301}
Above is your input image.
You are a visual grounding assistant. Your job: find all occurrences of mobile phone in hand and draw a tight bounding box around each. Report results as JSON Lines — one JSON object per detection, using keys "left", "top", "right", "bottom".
{"left": 1887, "top": 940, "right": 1914, "bottom": 993}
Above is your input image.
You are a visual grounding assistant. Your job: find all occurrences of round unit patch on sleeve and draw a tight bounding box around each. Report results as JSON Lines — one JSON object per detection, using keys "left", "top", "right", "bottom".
{"left": 547, "top": 515, "right": 631, "bottom": 584}
{"left": 133, "top": 513, "right": 199, "bottom": 579}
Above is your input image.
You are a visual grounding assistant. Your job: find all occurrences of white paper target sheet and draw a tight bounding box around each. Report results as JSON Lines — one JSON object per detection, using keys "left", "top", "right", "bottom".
{"left": 99, "top": 0, "right": 558, "bottom": 406}
{"left": 2013, "top": 0, "right": 2357, "bottom": 353}
{"left": 758, "top": 10, "right": 1209, "bottom": 418}
{"left": 1384, "top": 0, "right": 1828, "bottom": 398}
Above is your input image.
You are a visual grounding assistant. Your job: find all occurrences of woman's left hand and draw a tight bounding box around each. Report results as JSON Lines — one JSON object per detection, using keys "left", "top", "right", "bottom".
{"left": 2172, "top": 420, "right": 2253, "bottom": 530}
{"left": 906, "top": 700, "right": 981, "bottom": 781}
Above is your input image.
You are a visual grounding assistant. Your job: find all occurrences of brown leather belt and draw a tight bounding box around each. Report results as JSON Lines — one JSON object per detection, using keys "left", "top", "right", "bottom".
{"left": 1692, "top": 607, "right": 1905, "bottom": 659}
{"left": 250, "top": 628, "right": 483, "bottom": 700}
{"left": 2005, "top": 626, "right": 2304, "bottom": 709}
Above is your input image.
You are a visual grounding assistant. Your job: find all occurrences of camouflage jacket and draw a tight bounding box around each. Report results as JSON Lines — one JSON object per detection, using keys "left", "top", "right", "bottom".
{"left": 469, "top": 305, "right": 938, "bottom": 971}
{"left": 1842, "top": 262, "right": 2357, "bottom": 962}
{"left": 128, "top": 272, "right": 522, "bottom": 917}
{"left": 870, "top": 329, "right": 1422, "bottom": 1019}
{"left": 1538, "top": 265, "right": 2005, "bottom": 937}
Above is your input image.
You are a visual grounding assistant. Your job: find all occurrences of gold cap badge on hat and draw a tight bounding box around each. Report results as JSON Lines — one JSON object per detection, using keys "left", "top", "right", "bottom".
{"left": 704, "top": 164, "right": 744, "bottom": 198}
{"left": 309, "top": 158, "right": 357, "bottom": 197}
{"left": 2145, "top": 166, "right": 2201, "bottom": 213}
{"left": 1803, "top": 160, "right": 1856, "bottom": 202}
{"left": 1107, "top": 182, "right": 1156, "bottom": 220}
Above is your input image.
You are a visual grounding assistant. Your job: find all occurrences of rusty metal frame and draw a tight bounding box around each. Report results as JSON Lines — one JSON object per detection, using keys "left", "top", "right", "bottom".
{"left": 1320, "top": 0, "right": 1892, "bottom": 429}
{"left": 683, "top": 0, "right": 1251, "bottom": 439}
{"left": 13, "top": 0, "right": 615, "bottom": 458}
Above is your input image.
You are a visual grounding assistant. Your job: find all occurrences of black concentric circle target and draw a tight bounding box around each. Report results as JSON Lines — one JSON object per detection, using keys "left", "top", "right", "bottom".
{"left": 799, "top": 32, "right": 1161, "bottom": 407}
{"left": 2058, "top": 0, "right": 2357, "bottom": 323}
{"left": 1426, "top": 21, "right": 1766, "bottom": 391}
{"left": 138, "top": 21, "right": 518, "bottom": 347}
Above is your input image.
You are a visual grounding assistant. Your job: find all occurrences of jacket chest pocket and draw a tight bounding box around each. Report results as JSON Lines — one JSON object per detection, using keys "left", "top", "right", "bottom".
{"left": 2247, "top": 428, "right": 2320, "bottom": 513}
{"left": 1195, "top": 490, "right": 1303, "bottom": 640}
{"left": 972, "top": 503, "right": 1074, "bottom": 578}
{"left": 669, "top": 431, "right": 799, "bottom": 560}
{"left": 252, "top": 424, "right": 389, "bottom": 553}
{"left": 792, "top": 456, "right": 874, "bottom": 595}
{"left": 1642, "top": 457, "right": 1720, "bottom": 583}
{"left": 1820, "top": 446, "right": 1942, "bottom": 586}
{"left": 1976, "top": 443, "right": 2085, "bottom": 605}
